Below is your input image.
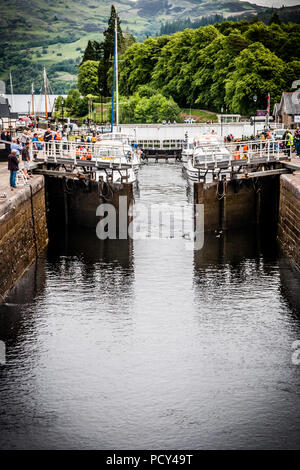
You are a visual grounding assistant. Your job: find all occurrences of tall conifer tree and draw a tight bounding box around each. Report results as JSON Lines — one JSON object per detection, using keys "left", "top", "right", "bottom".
{"left": 98, "top": 5, "right": 124, "bottom": 96}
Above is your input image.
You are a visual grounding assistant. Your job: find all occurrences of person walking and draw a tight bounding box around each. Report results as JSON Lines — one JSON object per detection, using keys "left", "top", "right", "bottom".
{"left": 8, "top": 149, "right": 19, "bottom": 190}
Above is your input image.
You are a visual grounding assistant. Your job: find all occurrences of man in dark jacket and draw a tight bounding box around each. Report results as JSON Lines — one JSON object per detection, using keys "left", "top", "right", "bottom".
{"left": 8, "top": 149, "right": 19, "bottom": 190}
{"left": 1, "top": 129, "right": 7, "bottom": 141}
{"left": 44, "top": 128, "right": 52, "bottom": 154}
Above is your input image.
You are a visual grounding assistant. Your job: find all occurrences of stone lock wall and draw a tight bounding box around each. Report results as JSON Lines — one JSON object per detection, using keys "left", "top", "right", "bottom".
{"left": 278, "top": 173, "right": 300, "bottom": 270}
{"left": 0, "top": 177, "right": 48, "bottom": 301}
{"left": 194, "top": 176, "right": 279, "bottom": 233}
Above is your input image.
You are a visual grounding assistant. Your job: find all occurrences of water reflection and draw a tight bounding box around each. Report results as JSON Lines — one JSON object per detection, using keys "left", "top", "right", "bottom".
{"left": 0, "top": 164, "right": 300, "bottom": 450}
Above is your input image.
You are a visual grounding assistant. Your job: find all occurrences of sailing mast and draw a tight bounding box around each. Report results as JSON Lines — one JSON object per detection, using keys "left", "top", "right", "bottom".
{"left": 9, "top": 70, "right": 14, "bottom": 111}
{"left": 44, "top": 67, "right": 48, "bottom": 120}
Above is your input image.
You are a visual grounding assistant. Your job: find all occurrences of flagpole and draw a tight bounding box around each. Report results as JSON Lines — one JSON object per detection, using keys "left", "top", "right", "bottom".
{"left": 31, "top": 83, "right": 35, "bottom": 117}
{"left": 111, "top": 36, "right": 116, "bottom": 133}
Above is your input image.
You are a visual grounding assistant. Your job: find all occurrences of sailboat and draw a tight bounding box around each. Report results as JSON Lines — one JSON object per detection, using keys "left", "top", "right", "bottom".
{"left": 34, "top": 68, "right": 55, "bottom": 119}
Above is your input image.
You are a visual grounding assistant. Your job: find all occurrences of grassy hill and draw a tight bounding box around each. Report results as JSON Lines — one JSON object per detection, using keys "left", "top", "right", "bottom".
{"left": 0, "top": 0, "right": 290, "bottom": 93}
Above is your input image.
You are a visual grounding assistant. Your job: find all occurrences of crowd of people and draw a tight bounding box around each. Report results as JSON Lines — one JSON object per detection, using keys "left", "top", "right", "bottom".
{"left": 1, "top": 124, "right": 300, "bottom": 191}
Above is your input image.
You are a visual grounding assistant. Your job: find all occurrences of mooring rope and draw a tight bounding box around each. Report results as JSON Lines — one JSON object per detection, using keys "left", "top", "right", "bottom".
{"left": 216, "top": 179, "right": 227, "bottom": 201}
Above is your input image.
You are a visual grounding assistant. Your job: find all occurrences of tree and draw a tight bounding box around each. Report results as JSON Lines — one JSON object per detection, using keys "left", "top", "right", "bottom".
{"left": 65, "top": 89, "right": 88, "bottom": 117}
{"left": 98, "top": 5, "right": 124, "bottom": 96}
{"left": 55, "top": 95, "right": 63, "bottom": 112}
{"left": 119, "top": 36, "right": 170, "bottom": 96}
{"left": 78, "top": 60, "right": 99, "bottom": 96}
{"left": 121, "top": 30, "right": 136, "bottom": 54}
{"left": 225, "top": 43, "right": 289, "bottom": 115}
{"left": 269, "top": 11, "right": 281, "bottom": 26}
{"left": 119, "top": 90, "right": 181, "bottom": 124}
{"left": 81, "top": 40, "right": 101, "bottom": 65}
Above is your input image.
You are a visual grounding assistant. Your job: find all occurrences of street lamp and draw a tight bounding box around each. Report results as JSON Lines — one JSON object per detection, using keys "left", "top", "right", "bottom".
{"left": 220, "top": 106, "right": 224, "bottom": 137}
{"left": 253, "top": 94, "right": 257, "bottom": 137}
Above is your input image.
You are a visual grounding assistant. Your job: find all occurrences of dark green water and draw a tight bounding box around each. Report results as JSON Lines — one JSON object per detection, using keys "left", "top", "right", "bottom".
{"left": 0, "top": 163, "right": 300, "bottom": 449}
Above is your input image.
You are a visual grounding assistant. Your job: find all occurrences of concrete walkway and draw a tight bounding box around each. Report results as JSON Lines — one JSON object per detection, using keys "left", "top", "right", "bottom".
{"left": 283, "top": 156, "right": 300, "bottom": 172}
{"left": 0, "top": 162, "right": 22, "bottom": 204}
{"left": 0, "top": 162, "right": 43, "bottom": 216}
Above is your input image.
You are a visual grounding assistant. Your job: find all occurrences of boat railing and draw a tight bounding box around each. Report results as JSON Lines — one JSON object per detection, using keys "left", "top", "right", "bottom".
{"left": 192, "top": 139, "right": 291, "bottom": 169}
{"left": 28, "top": 140, "right": 136, "bottom": 169}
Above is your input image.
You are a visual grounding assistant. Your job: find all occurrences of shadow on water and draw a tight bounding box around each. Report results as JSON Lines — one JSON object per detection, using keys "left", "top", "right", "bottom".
{"left": 0, "top": 259, "right": 47, "bottom": 347}
{"left": 47, "top": 225, "right": 134, "bottom": 271}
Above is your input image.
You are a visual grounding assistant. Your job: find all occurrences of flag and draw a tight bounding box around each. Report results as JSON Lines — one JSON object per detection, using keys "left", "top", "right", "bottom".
{"left": 267, "top": 93, "right": 270, "bottom": 114}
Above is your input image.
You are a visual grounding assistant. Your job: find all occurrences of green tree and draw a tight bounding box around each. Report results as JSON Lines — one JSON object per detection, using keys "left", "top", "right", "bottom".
{"left": 81, "top": 40, "right": 101, "bottom": 65}
{"left": 119, "top": 36, "right": 170, "bottom": 96}
{"left": 119, "top": 90, "right": 181, "bottom": 124}
{"left": 64, "top": 89, "right": 88, "bottom": 117}
{"left": 225, "top": 43, "right": 289, "bottom": 115}
{"left": 78, "top": 60, "right": 99, "bottom": 96}
{"left": 98, "top": 5, "right": 124, "bottom": 96}
{"left": 55, "top": 95, "right": 63, "bottom": 112}
{"left": 269, "top": 11, "right": 281, "bottom": 26}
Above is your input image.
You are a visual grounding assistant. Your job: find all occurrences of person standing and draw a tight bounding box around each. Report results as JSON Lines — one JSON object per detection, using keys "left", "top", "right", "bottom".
{"left": 8, "top": 149, "right": 19, "bottom": 190}
{"left": 44, "top": 127, "right": 52, "bottom": 154}
{"left": 10, "top": 138, "right": 22, "bottom": 154}
{"left": 294, "top": 129, "right": 300, "bottom": 157}
{"left": 21, "top": 142, "right": 31, "bottom": 177}
{"left": 21, "top": 130, "right": 28, "bottom": 147}
{"left": 285, "top": 130, "right": 293, "bottom": 155}
{"left": 1, "top": 129, "right": 7, "bottom": 141}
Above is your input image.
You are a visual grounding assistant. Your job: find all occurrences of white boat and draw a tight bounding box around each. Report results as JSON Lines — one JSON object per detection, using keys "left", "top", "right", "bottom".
{"left": 185, "top": 134, "right": 231, "bottom": 182}
{"left": 94, "top": 133, "right": 141, "bottom": 182}
{"left": 181, "top": 140, "right": 194, "bottom": 169}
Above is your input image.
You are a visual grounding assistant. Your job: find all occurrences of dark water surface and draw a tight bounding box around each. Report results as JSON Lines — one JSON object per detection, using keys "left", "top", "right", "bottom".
{"left": 1, "top": 163, "right": 300, "bottom": 449}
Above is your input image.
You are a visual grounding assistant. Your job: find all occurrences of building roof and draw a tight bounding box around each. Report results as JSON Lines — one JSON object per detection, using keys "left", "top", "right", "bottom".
{"left": 277, "top": 91, "right": 300, "bottom": 116}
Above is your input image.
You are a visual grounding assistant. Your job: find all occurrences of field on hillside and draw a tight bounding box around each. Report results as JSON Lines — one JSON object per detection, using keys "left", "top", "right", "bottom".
{"left": 181, "top": 109, "right": 218, "bottom": 122}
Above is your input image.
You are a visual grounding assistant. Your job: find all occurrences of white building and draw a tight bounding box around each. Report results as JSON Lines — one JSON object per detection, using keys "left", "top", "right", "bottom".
{"left": 4, "top": 94, "right": 66, "bottom": 115}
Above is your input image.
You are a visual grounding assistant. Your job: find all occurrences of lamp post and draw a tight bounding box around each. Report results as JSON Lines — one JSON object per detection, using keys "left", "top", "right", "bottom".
{"left": 253, "top": 94, "right": 257, "bottom": 137}
{"left": 220, "top": 106, "right": 224, "bottom": 137}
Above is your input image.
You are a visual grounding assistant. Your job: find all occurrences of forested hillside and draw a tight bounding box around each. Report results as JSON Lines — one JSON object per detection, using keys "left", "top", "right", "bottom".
{"left": 0, "top": 0, "right": 287, "bottom": 94}
{"left": 118, "top": 19, "right": 300, "bottom": 115}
